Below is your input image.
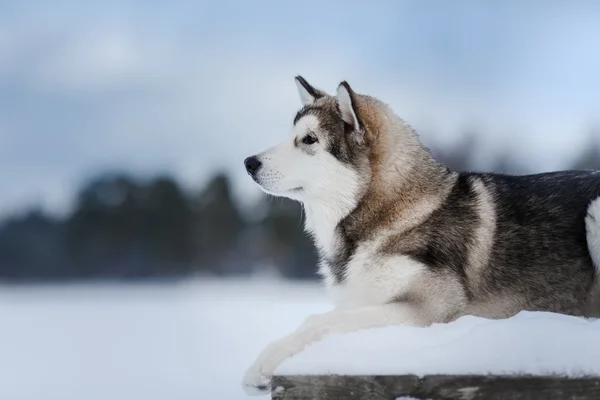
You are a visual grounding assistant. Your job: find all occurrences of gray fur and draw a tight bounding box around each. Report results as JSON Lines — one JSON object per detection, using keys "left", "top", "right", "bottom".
{"left": 400, "top": 170, "right": 600, "bottom": 318}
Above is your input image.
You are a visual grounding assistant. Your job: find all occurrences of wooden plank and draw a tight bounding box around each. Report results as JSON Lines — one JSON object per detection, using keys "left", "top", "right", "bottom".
{"left": 272, "top": 374, "right": 600, "bottom": 400}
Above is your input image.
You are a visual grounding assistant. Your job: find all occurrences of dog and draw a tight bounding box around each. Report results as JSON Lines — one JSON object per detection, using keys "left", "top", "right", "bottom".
{"left": 241, "top": 76, "right": 600, "bottom": 394}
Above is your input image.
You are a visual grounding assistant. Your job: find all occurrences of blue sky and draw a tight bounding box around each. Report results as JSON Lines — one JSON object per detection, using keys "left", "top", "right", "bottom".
{"left": 0, "top": 1, "right": 599, "bottom": 217}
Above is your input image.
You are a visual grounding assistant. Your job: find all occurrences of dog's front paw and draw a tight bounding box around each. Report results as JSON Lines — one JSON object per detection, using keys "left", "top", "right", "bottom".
{"left": 242, "top": 332, "right": 312, "bottom": 396}
{"left": 241, "top": 362, "right": 272, "bottom": 396}
{"left": 242, "top": 340, "right": 288, "bottom": 396}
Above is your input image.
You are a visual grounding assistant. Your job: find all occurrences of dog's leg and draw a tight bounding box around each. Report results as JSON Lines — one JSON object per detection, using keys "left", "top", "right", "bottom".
{"left": 241, "top": 302, "right": 432, "bottom": 395}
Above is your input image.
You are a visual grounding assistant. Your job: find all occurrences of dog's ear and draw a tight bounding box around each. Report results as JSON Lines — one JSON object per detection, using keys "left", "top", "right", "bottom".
{"left": 337, "top": 81, "right": 363, "bottom": 139}
{"left": 295, "top": 76, "right": 326, "bottom": 106}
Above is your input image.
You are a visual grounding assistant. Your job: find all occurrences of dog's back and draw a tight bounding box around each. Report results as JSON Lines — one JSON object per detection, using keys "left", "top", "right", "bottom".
{"left": 408, "top": 170, "right": 600, "bottom": 318}
{"left": 485, "top": 170, "right": 600, "bottom": 316}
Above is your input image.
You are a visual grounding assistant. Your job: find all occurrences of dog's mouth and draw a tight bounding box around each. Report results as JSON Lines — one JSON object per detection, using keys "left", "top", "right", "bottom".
{"left": 268, "top": 186, "right": 303, "bottom": 194}
{"left": 259, "top": 185, "right": 304, "bottom": 197}
{"left": 248, "top": 170, "right": 303, "bottom": 196}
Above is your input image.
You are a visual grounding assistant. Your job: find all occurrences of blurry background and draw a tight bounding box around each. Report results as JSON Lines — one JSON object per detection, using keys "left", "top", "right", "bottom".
{"left": 0, "top": 1, "right": 599, "bottom": 399}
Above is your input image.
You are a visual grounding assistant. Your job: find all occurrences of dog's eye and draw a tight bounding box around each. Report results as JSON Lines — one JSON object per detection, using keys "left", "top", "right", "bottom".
{"left": 302, "top": 135, "right": 318, "bottom": 145}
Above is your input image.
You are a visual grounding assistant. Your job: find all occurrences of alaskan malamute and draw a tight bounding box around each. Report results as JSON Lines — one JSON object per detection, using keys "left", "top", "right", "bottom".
{"left": 241, "top": 76, "right": 600, "bottom": 394}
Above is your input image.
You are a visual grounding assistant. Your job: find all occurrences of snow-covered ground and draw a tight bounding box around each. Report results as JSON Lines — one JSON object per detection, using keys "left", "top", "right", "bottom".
{"left": 2, "top": 279, "right": 599, "bottom": 400}
{"left": 278, "top": 311, "right": 600, "bottom": 377}
{"left": 0, "top": 278, "right": 331, "bottom": 400}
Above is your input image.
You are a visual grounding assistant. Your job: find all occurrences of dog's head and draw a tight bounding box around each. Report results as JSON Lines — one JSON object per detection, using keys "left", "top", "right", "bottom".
{"left": 244, "top": 77, "right": 375, "bottom": 205}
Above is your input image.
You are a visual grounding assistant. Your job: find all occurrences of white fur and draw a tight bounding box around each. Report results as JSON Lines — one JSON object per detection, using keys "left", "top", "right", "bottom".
{"left": 242, "top": 234, "right": 435, "bottom": 394}
{"left": 255, "top": 113, "right": 365, "bottom": 284}
{"left": 585, "top": 197, "right": 600, "bottom": 276}
{"left": 242, "top": 302, "right": 428, "bottom": 395}
{"left": 467, "top": 178, "right": 497, "bottom": 290}
{"left": 328, "top": 239, "right": 427, "bottom": 309}
{"left": 254, "top": 116, "right": 319, "bottom": 197}
{"left": 305, "top": 202, "right": 352, "bottom": 264}
{"left": 254, "top": 114, "right": 363, "bottom": 225}
{"left": 336, "top": 84, "right": 360, "bottom": 129}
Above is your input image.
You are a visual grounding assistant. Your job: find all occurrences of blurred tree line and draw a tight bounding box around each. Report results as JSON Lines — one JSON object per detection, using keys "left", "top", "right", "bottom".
{"left": 0, "top": 135, "right": 598, "bottom": 282}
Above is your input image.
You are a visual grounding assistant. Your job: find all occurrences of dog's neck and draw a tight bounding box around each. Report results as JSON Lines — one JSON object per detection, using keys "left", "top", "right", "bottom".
{"left": 303, "top": 199, "right": 356, "bottom": 259}
{"left": 302, "top": 114, "right": 454, "bottom": 261}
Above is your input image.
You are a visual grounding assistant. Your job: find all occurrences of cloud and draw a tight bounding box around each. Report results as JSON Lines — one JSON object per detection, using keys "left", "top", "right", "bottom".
{"left": 35, "top": 29, "right": 145, "bottom": 92}
{"left": 0, "top": 1, "right": 599, "bottom": 217}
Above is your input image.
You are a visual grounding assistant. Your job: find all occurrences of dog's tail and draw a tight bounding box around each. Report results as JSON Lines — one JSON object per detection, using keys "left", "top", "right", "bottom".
{"left": 585, "top": 197, "right": 600, "bottom": 315}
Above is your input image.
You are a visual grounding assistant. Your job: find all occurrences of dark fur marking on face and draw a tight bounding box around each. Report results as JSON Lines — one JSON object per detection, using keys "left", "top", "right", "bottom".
{"left": 327, "top": 125, "right": 362, "bottom": 166}
{"left": 293, "top": 108, "right": 308, "bottom": 125}
{"left": 293, "top": 98, "right": 363, "bottom": 167}
{"left": 294, "top": 106, "right": 323, "bottom": 125}
{"left": 327, "top": 135, "right": 347, "bottom": 163}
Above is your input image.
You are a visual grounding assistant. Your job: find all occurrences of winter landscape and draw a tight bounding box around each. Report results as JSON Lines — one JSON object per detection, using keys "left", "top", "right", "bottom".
{"left": 0, "top": 278, "right": 330, "bottom": 400}
{"left": 2, "top": 2, "right": 600, "bottom": 400}
{"left": 3, "top": 278, "right": 599, "bottom": 400}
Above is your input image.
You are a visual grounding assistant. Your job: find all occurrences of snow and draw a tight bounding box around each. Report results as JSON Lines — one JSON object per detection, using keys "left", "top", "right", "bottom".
{"left": 0, "top": 278, "right": 330, "bottom": 400}
{"left": 2, "top": 279, "right": 599, "bottom": 400}
{"left": 277, "top": 311, "right": 600, "bottom": 377}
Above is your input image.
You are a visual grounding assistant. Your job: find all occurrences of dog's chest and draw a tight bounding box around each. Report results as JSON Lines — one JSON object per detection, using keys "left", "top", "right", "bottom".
{"left": 321, "top": 238, "right": 427, "bottom": 309}
{"left": 306, "top": 207, "right": 427, "bottom": 309}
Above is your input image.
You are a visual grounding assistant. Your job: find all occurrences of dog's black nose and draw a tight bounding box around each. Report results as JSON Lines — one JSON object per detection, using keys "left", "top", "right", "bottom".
{"left": 244, "top": 156, "right": 262, "bottom": 175}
